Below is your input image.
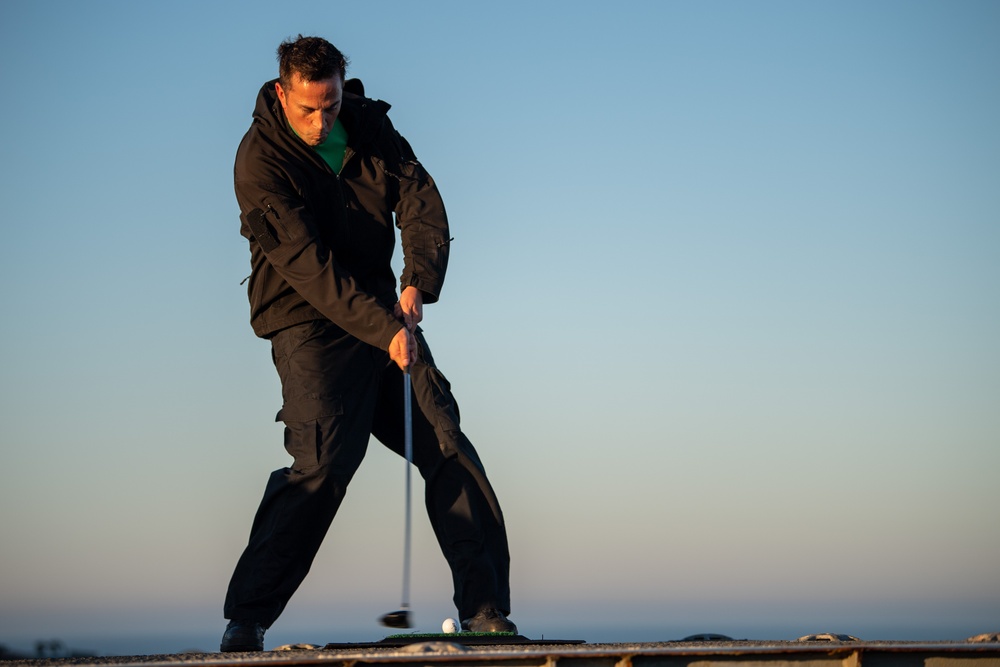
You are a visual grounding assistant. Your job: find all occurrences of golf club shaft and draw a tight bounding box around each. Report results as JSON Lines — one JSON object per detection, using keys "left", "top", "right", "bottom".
{"left": 401, "top": 367, "right": 412, "bottom": 610}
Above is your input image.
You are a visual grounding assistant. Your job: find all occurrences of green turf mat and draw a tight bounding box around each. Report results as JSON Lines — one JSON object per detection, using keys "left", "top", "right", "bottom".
{"left": 385, "top": 632, "right": 518, "bottom": 639}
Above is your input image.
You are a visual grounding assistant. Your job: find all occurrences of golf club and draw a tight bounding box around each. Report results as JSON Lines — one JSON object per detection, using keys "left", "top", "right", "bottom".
{"left": 379, "top": 365, "right": 413, "bottom": 629}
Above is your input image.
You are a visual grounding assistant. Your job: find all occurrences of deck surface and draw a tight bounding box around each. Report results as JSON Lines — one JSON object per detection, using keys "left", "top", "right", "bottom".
{"left": 2, "top": 637, "right": 999, "bottom": 667}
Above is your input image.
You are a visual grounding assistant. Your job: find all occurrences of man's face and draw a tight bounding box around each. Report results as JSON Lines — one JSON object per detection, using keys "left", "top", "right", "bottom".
{"left": 275, "top": 72, "right": 343, "bottom": 146}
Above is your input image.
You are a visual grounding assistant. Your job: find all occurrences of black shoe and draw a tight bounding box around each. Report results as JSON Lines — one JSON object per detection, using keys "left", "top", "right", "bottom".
{"left": 461, "top": 608, "right": 517, "bottom": 633}
{"left": 220, "top": 620, "right": 265, "bottom": 652}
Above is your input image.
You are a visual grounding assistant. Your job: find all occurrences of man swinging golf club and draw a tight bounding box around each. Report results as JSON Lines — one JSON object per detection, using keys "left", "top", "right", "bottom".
{"left": 221, "top": 35, "right": 515, "bottom": 652}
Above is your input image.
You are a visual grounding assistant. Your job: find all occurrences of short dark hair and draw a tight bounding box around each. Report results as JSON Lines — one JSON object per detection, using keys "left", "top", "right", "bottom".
{"left": 277, "top": 35, "right": 348, "bottom": 87}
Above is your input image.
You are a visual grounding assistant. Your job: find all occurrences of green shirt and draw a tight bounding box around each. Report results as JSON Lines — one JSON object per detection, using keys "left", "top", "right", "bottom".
{"left": 311, "top": 119, "right": 348, "bottom": 173}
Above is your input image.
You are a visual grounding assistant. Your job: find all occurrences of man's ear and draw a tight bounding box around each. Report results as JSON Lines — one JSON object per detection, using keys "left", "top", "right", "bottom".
{"left": 274, "top": 81, "right": 287, "bottom": 108}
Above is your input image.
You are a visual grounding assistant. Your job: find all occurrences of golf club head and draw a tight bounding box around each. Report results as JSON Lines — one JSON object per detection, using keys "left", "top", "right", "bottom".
{"left": 380, "top": 610, "right": 412, "bottom": 629}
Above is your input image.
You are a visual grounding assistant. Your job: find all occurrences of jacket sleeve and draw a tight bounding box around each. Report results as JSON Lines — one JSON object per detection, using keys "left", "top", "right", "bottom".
{"left": 235, "top": 168, "right": 403, "bottom": 351}
{"left": 387, "top": 128, "right": 451, "bottom": 304}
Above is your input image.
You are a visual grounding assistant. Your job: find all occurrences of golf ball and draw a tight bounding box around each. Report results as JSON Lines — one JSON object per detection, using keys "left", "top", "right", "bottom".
{"left": 442, "top": 617, "right": 460, "bottom": 633}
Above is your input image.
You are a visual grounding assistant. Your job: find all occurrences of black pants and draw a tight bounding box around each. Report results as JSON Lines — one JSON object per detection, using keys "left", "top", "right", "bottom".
{"left": 224, "top": 320, "right": 511, "bottom": 627}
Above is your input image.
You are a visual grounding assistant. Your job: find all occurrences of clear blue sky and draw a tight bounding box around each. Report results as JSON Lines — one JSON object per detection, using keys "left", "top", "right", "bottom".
{"left": 1, "top": 0, "right": 998, "bottom": 655}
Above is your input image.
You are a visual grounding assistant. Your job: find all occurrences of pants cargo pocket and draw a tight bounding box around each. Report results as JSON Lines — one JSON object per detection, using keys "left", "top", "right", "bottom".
{"left": 276, "top": 394, "right": 343, "bottom": 470}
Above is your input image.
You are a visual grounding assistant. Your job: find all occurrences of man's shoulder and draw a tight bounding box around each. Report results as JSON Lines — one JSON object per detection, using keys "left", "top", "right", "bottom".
{"left": 235, "top": 123, "right": 272, "bottom": 171}
{"left": 235, "top": 95, "right": 299, "bottom": 176}
{"left": 235, "top": 125, "right": 308, "bottom": 193}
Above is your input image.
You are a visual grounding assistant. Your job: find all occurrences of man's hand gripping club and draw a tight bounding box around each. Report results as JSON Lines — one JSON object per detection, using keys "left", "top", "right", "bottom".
{"left": 389, "top": 286, "right": 423, "bottom": 371}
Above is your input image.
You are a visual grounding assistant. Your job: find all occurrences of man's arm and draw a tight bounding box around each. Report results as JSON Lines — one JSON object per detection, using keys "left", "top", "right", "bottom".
{"left": 237, "top": 177, "right": 404, "bottom": 352}
{"left": 388, "top": 130, "right": 452, "bottom": 306}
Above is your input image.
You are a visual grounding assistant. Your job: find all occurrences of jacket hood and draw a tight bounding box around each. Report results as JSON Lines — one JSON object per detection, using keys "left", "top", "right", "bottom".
{"left": 251, "top": 79, "right": 282, "bottom": 130}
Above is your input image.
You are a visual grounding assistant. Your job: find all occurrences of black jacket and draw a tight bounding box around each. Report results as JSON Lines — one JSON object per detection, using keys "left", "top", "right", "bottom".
{"left": 234, "top": 79, "right": 451, "bottom": 349}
